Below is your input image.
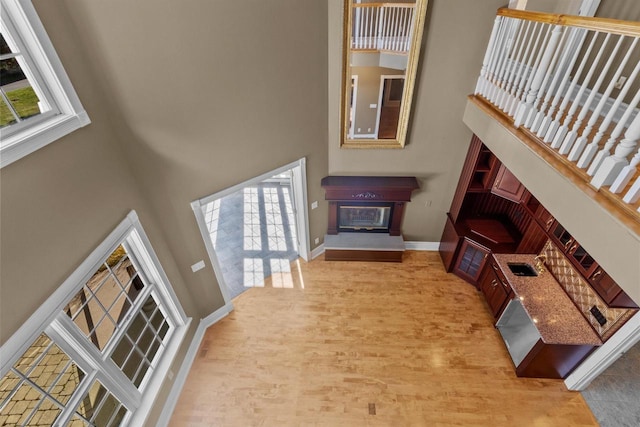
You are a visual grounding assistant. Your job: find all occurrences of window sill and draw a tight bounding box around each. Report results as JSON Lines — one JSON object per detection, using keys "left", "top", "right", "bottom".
{"left": 0, "top": 110, "right": 90, "bottom": 168}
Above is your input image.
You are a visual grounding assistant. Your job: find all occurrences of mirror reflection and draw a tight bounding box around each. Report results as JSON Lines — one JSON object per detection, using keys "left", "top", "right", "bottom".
{"left": 342, "top": 0, "right": 428, "bottom": 148}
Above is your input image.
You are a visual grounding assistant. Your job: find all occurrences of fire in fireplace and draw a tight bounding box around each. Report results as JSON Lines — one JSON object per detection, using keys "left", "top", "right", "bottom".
{"left": 338, "top": 203, "right": 393, "bottom": 232}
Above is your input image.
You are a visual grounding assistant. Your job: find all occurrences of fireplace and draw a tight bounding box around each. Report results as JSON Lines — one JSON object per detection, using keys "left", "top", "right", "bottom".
{"left": 338, "top": 202, "right": 393, "bottom": 233}
{"left": 321, "top": 176, "right": 419, "bottom": 236}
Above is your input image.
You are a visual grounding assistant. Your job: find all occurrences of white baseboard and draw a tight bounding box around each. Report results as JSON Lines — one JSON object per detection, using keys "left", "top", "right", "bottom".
{"left": 310, "top": 241, "right": 438, "bottom": 257}
{"left": 156, "top": 302, "right": 234, "bottom": 427}
{"left": 310, "top": 243, "right": 325, "bottom": 259}
{"left": 404, "top": 241, "right": 440, "bottom": 251}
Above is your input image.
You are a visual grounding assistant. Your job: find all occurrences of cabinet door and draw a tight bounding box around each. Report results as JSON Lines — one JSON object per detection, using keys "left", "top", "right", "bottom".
{"left": 479, "top": 260, "right": 511, "bottom": 318}
{"left": 491, "top": 164, "right": 526, "bottom": 203}
{"left": 535, "top": 205, "right": 555, "bottom": 231}
{"left": 439, "top": 214, "right": 461, "bottom": 272}
{"left": 550, "top": 221, "right": 573, "bottom": 251}
{"left": 454, "top": 239, "right": 489, "bottom": 286}
{"left": 589, "top": 267, "right": 622, "bottom": 304}
{"left": 567, "top": 241, "right": 597, "bottom": 277}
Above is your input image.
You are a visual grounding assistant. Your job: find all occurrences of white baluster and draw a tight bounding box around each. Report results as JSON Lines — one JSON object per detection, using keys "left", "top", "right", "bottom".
{"left": 499, "top": 20, "right": 529, "bottom": 111}
{"left": 508, "top": 22, "right": 544, "bottom": 116}
{"left": 514, "top": 25, "right": 561, "bottom": 128}
{"left": 390, "top": 7, "right": 396, "bottom": 51}
{"left": 529, "top": 26, "right": 571, "bottom": 132}
{"left": 376, "top": 6, "right": 391, "bottom": 50}
{"left": 558, "top": 33, "right": 621, "bottom": 155}
{"left": 586, "top": 53, "right": 640, "bottom": 176}
{"left": 622, "top": 175, "right": 640, "bottom": 204}
{"left": 489, "top": 18, "right": 518, "bottom": 104}
{"left": 485, "top": 19, "right": 511, "bottom": 101}
{"left": 537, "top": 28, "right": 587, "bottom": 139}
{"left": 545, "top": 30, "right": 598, "bottom": 145}
{"left": 591, "top": 107, "right": 640, "bottom": 189}
{"left": 572, "top": 36, "right": 636, "bottom": 165}
{"left": 475, "top": 16, "right": 502, "bottom": 96}
{"left": 609, "top": 148, "right": 640, "bottom": 193}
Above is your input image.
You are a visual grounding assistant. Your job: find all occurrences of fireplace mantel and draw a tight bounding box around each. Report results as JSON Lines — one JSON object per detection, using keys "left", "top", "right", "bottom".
{"left": 321, "top": 176, "right": 419, "bottom": 236}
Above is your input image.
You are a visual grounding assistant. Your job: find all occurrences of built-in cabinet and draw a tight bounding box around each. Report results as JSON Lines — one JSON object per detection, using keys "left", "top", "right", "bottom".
{"left": 479, "top": 255, "right": 512, "bottom": 318}
{"left": 454, "top": 238, "right": 490, "bottom": 284}
{"left": 491, "top": 164, "right": 526, "bottom": 203}
{"left": 439, "top": 135, "right": 637, "bottom": 309}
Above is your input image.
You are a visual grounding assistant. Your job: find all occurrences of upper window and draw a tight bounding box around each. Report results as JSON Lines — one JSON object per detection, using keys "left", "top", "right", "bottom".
{"left": 0, "top": 0, "right": 90, "bottom": 168}
{"left": 0, "top": 212, "right": 190, "bottom": 426}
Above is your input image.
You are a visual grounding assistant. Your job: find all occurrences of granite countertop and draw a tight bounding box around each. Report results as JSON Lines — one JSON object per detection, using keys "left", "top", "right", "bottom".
{"left": 493, "top": 254, "right": 602, "bottom": 346}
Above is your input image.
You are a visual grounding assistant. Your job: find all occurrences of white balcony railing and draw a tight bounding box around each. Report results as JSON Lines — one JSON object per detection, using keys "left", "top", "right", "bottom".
{"left": 475, "top": 8, "right": 640, "bottom": 218}
{"left": 351, "top": 3, "right": 416, "bottom": 53}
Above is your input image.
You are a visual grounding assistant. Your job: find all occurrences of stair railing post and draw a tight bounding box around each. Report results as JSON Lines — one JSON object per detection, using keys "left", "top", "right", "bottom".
{"left": 499, "top": 20, "right": 529, "bottom": 111}
{"left": 476, "top": 16, "right": 503, "bottom": 96}
{"left": 591, "top": 105, "right": 640, "bottom": 189}
{"left": 508, "top": 22, "right": 543, "bottom": 116}
{"left": 545, "top": 29, "right": 598, "bottom": 146}
{"left": 514, "top": 25, "right": 563, "bottom": 128}
{"left": 529, "top": 26, "right": 571, "bottom": 132}
{"left": 585, "top": 54, "right": 640, "bottom": 176}
{"left": 558, "top": 34, "right": 623, "bottom": 156}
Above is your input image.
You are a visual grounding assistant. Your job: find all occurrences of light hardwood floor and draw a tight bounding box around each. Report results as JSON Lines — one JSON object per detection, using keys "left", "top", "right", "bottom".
{"left": 169, "top": 251, "right": 598, "bottom": 426}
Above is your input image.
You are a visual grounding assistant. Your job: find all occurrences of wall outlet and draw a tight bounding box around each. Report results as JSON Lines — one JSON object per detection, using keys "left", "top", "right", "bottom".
{"left": 425, "top": 200, "right": 432, "bottom": 207}
{"left": 614, "top": 75, "right": 627, "bottom": 89}
{"left": 191, "top": 260, "right": 205, "bottom": 272}
{"left": 314, "top": 237, "right": 320, "bottom": 245}
{"left": 311, "top": 201, "right": 318, "bottom": 209}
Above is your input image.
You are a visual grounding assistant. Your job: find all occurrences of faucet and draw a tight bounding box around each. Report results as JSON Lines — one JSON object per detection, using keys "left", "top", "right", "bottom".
{"left": 534, "top": 254, "right": 547, "bottom": 274}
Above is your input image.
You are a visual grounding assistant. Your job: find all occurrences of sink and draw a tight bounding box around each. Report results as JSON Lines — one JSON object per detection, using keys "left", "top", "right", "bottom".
{"left": 507, "top": 262, "right": 538, "bottom": 277}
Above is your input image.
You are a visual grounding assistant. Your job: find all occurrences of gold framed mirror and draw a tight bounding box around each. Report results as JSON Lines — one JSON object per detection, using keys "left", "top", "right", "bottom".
{"left": 340, "top": 0, "right": 428, "bottom": 149}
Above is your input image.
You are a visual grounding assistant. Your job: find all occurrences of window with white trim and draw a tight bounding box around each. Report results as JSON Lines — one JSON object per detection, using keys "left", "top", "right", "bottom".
{"left": 0, "top": 212, "right": 190, "bottom": 426}
{"left": 0, "top": 0, "right": 90, "bottom": 168}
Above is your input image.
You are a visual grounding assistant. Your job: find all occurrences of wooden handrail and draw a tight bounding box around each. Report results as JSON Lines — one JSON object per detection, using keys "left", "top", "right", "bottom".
{"left": 497, "top": 7, "right": 640, "bottom": 37}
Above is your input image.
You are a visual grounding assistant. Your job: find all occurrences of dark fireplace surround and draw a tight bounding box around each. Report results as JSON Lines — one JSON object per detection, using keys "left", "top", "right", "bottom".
{"left": 321, "top": 176, "right": 420, "bottom": 236}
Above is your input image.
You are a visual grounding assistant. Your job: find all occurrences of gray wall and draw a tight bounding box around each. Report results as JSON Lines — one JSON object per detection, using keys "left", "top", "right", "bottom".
{"left": 1, "top": 0, "right": 328, "bottom": 425}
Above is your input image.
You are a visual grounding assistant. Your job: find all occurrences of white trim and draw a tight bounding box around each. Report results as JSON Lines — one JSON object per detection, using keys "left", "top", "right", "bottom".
{"left": 565, "top": 311, "right": 640, "bottom": 390}
{"left": 191, "top": 158, "right": 311, "bottom": 303}
{"left": 404, "top": 241, "right": 440, "bottom": 251}
{"left": 290, "top": 158, "right": 311, "bottom": 261}
{"left": 310, "top": 243, "right": 325, "bottom": 260}
{"left": 348, "top": 75, "right": 358, "bottom": 139}
{"left": 156, "top": 303, "right": 234, "bottom": 427}
{"left": 0, "top": 0, "right": 90, "bottom": 168}
{"left": 0, "top": 212, "right": 136, "bottom": 371}
{"left": 193, "top": 159, "right": 306, "bottom": 208}
{"left": 191, "top": 200, "right": 234, "bottom": 305}
{"left": 351, "top": 133, "right": 377, "bottom": 139}
{"left": 374, "top": 74, "right": 405, "bottom": 138}
{"left": 0, "top": 209, "right": 190, "bottom": 427}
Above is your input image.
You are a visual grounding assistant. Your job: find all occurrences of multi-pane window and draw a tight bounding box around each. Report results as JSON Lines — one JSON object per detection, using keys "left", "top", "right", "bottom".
{"left": 0, "top": 214, "right": 188, "bottom": 426}
{"left": 0, "top": 0, "right": 89, "bottom": 168}
{"left": 0, "top": 32, "right": 47, "bottom": 129}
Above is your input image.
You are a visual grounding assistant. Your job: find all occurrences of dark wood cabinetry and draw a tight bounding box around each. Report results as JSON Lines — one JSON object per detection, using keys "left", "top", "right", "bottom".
{"left": 479, "top": 256, "right": 512, "bottom": 318}
{"left": 440, "top": 134, "right": 637, "bottom": 310}
{"left": 453, "top": 239, "right": 490, "bottom": 285}
{"left": 439, "top": 214, "right": 462, "bottom": 272}
{"left": 547, "top": 220, "right": 635, "bottom": 308}
{"left": 534, "top": 205, "right": 554, "bottom": 231}
{"left": 491, "top": 164, "right": 527, "bottom": 203}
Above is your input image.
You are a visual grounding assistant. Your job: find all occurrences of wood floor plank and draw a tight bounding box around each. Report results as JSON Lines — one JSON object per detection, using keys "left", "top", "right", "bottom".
{"left": 169, "top": 251, "right": 598, "bottom": 426}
